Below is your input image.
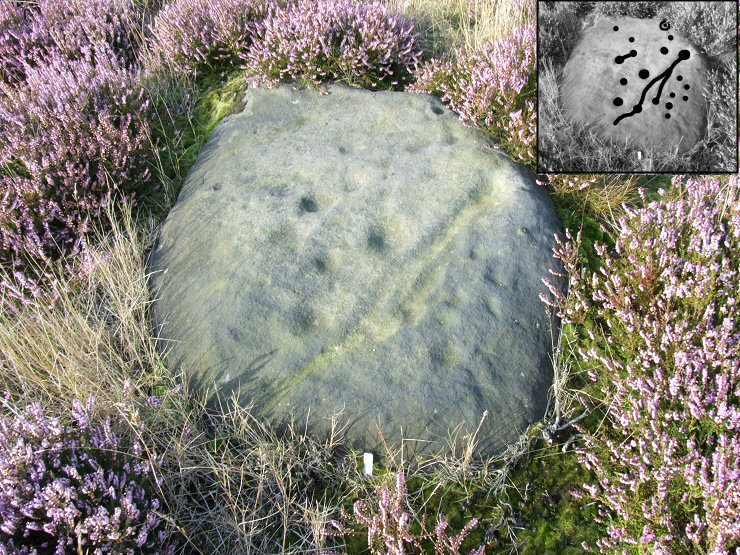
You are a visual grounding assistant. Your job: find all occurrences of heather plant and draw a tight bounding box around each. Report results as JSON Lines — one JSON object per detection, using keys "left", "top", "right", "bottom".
{"left": 328, "top": 471, "right": 487, "bottom": 555}
{"left": 0, "top": 1, "right": 31, "bottom": 84}
{"left": 410, "top": 21, "right": 535, "bottom": 163}
{"left": 500, "top": 98, "right": 536, "bottom": 164}
{"left": 0, "top": 396, "right": 173, "bottom": 554}
{"left": 543, "top": 176, "right": 740, "bottom": 554}
{"left": 146, "top": 0, "right": 269, "bottom": 74}
{"left": 0, "top": 51, "right": 153, "bottom": 302}
{"left": 29, "top": 0, "right": 145, "bottom": 67}
{"left": 412, "top": 21, "right": 534, "bottom": 125}
{"left": 243, "top": 0, "right": 423, "bottom": 89}
{"left": 0, "top": 0, "right": 145, "bottom": 82}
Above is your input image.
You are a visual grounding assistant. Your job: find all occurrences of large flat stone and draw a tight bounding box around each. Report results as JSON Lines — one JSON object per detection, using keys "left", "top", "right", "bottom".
{"left": 150, "top": 83, "right": 564, "bottom": 456}
{"left": 561, "top": 16, "right": 708, "bottom": 153}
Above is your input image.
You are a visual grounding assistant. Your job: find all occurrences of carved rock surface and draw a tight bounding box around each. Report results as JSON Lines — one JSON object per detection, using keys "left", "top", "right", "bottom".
{"left": 562, "top": 16, "right": 708, "bottom": 153}
{"left": 151, "top": 83, "right": 564, "bottom": 456}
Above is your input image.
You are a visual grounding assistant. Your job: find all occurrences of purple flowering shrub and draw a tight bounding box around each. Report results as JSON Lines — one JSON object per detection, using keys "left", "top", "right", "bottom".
{"left": 500, "top": 99, "right": 536, "bottom": 164}
{"left": 147, "top": 0, "right": 269, "bottom": 73}
{"left": 0, "top": 2, "right": 31, "bottom": 84}
{"left": 31, "top": 0, "right": 144, "bottom": 66}
{"left": 0, "top": 396, "right": 173, "bottom": 554}
{"left": 1, "top": 0, "right": 143, "bottom": 83}
{"left": 243, "top": 0, "right": 422, "bottom": 89}
{"left": 0, "top": 50, "right": 153, "bottom": 302}
{"left": 327, "top": 471, "right": 485, "bottom": 554}
{"left": 410, "top": 23, "right": 536, "bottom": 163}
{"left": 543, "top": 176, "right": 740, "bottom": 553}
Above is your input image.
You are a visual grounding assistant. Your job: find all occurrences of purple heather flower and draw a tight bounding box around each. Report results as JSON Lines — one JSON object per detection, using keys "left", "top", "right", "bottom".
{"left": 147, "top": 0, "right": 269, "bottom": 73}
{"left": 0, "top": 396, "right": 173, "bottom": 553}
{"left": 410, "top": 22, "right": 536, "bottom": 162}
{"left": 543, "top": 176, "right": 740, "bottom": 554}
{"left": 0, "top": 46, "right": 153, "bottom": 304}
{"left": 333, "top": 470, "right": 485, "bottom": 554}
{"left": 243, "top": 0, "right": 422, "bottom": 89}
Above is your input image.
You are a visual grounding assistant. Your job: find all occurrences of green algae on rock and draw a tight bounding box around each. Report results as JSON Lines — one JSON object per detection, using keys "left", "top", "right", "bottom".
{"left": 150, "top": 83, "right": 564, "bottom": 456}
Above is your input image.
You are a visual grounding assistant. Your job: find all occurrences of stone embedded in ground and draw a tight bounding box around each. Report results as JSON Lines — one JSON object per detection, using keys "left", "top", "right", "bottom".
{"left": 561, "top": 16, "right": 708, "bottom": 154}
{"left": 150, "top": 83, "right": 564, "bottom": 456}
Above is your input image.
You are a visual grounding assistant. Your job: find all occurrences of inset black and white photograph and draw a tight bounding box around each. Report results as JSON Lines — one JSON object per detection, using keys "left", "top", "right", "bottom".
{"left": 537, "top": 1, "right": 738, "bottom": 173}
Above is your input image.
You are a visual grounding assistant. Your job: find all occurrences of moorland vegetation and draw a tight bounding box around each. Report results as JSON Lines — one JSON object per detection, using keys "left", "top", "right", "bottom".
{"left": 0, "top": 0, "right": 737, "bottom": 553}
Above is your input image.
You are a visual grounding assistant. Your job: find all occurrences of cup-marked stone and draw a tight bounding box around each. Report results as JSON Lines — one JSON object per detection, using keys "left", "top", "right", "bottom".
{"left": 561, "top": 17, "right": 708, "bottom": 153}
{"left": 150, "top": 83, "right": 565, "bottom": 456}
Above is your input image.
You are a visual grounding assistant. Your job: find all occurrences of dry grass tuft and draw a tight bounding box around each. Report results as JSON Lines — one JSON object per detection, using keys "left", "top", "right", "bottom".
{"left": 0, "top": 202, "right": 160, "bottom": 413}
{"left": 547, "top": 173, "right": 641, "bottom": 221}
{"left": 138, "top": 391, "right": 365, "bottom": 554}
{"left": 385, "top": 0, "right": 533, "bottom": 55}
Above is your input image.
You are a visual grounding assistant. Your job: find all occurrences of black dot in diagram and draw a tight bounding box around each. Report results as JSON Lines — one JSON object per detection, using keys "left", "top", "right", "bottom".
{"left": 661, "top": 47, "right": 669, "bottom": 54}
{"left": 639, "top": 68, "right": 650, "bottom": 78}
{"left": 620, "top": 78, "right": 628, "bottom": 85}
{"left": 614, "top": 97, "right": 624, "bottom": 106}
